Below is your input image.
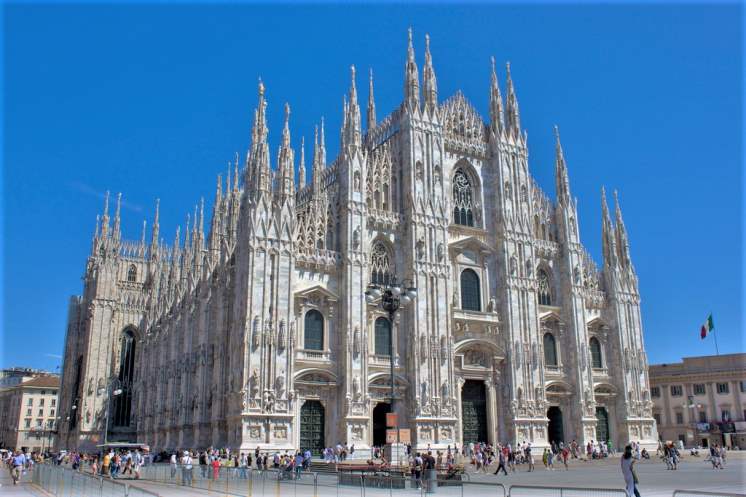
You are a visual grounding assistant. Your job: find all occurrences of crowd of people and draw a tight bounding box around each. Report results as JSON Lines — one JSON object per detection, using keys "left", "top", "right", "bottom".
{"left": 1, "top": 436, "right": 736, "bottom": 495}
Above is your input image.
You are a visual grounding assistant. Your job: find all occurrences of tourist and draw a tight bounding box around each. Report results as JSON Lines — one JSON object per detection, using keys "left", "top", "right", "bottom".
{"left": 170, "top": 452, "right": 178, "bottom": 479}
{"left": 181, "top": 451, "right": 194, "bottom": 486}
{"left": 621, "top": 445, "right": 640, "bottom": 497}
{"left": 211, "top": 455, "right": 221, "bottom": 480}
{"left": 525, "top": 443, "right": 534, "bottom": 472}
{"left": 10, "top": 451, "right": 26, "bottom": 486}
{"left": 561, "top": 446, "right": 570, "bottom": 470}
{"left": 493, "top": 448, "right": 508, "bottom": 476}
{"left": 101, "top": 450, "right": 111, "bottom": 477}
{"left": 133, "top": 450, "right": 143, "bottom": 479}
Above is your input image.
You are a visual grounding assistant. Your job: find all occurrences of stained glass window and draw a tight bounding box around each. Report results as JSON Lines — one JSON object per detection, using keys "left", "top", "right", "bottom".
{"left": 304, "top": 310, "right": 324, "bottom": 351}
{"left": 543, "top": 333, "right": 558, "bottom": 366}
{"left": 452, "top": 169, "right": 475, "bottom": 227}
{"left": 460, "top": 269, "right": 481, "bottom": 311}
{"left": 590, "top": 337, "right": 603, "bottom": 368}
{"left": 538, "top": 270, "right": 552, "bottom": 306}
{"left": 375, "top": 317, "right": 391, "bottom": 356}
{"left": 371, "top": 242, "right": 393, "bottom": 285}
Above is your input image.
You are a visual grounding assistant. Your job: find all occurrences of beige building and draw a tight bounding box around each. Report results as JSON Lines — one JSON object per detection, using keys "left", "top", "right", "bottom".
{"left": 0, "top": 375, "right": 60, "bottom": 452}
{"left": 649, "top": 353, "right": 746, "bottom": 449}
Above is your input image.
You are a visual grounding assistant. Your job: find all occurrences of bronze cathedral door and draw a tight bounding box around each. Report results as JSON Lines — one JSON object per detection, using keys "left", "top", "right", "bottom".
{"left": 461, "top": 380, "right": 488, "bottom": 444}
{"left": 300, "top": 400, "right": 325, "bottom": 456}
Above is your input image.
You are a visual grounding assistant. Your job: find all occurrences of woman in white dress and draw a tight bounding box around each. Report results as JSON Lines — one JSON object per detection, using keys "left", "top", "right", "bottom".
{"left": 621, "top": 445, "right": 640, "bottom": 497}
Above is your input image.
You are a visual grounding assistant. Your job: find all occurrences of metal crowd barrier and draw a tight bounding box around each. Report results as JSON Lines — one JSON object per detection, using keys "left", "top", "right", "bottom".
{"left": 508, "top": 485, "right": 628, "bottom": 497}
{"left": 31, "top": 463, "right": 160, "bottom": 497}
{"left": 136, "top": 463, "right": 503, "bottom": 497}
{"left": 673, "top": 491, "right": 746, "bottom": 497}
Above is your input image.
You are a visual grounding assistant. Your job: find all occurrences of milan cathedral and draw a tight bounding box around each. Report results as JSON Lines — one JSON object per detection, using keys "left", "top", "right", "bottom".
{"left": 58, "top": 31, "right": 658, "bottom": 455}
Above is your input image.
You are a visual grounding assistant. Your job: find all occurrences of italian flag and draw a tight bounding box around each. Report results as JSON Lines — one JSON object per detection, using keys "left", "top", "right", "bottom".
{"left": 700, "top": 314, "right": 714, "bottom": 339}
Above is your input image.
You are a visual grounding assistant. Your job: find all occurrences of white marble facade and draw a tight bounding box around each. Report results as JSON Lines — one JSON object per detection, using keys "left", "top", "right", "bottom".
{"left": 57, "top": 31, "right": 658, "bottom": 455}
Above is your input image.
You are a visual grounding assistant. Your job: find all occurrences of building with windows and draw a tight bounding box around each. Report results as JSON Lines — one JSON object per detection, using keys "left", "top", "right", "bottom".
{"left": 649, "top": 353, "right": 746, "bottom": 448}
{"left": 0, "top": 375, "right": 60, "bottom": 452}
{"left": 57, "top": 31, "right": 657, "bottom": 455}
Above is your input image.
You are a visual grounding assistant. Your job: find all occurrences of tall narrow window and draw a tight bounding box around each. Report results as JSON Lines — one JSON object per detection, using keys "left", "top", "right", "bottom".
{"left": 589, "top": 337, "right": 603, "bottom": 369}
{"left": 113, "top": 329, "right": 136, "bottom": 427}
{"left": 537, "top": 270, "right": 552, "bottom": 306}
{"left": 452, "top": 169, "right": 475, "bottom": 227}
{"left": 127, "top": 265, "right": 137, "bottom": 283}
{"left": 543, "top": 333, "right": 558, "bottom": 367}
{"left": 304, "top": 310, "right": 324, "bottom": 351}
{"left": 375, "top": 317, "right": 392, "bottom": 356}
{"left": 460, "top": 269, "right": 481, "bottom": 311}
{"left": 370, "top": 242, "right": 393, "bottom": 286}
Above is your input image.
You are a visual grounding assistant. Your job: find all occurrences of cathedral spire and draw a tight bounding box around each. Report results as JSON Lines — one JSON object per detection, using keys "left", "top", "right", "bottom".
{"left": 298, "top": 136, "right": 306, "bottom": 187}
{"left": 101, "top": 191, "right": 110, "bottom": 239}
{"left": 184, "top": 212, "right": 192, "bottom": 252}
{"left": 505, "top": 62, "right": 521, "bottom": 135}
{"left": 209, "top": 176, "right": 223, "bottom": 253}
{"left": 554, "top": 126, "right": 572, "bottom": 206}
{"left": 233, "top": 152, "right": 240, "bottom": 193}
{"left": 319, "top": 117, "right": 326, "bottom": 167}
{"left": 601, "top": 187, "right": 618, "bottom": 268}
{"left": 112, "top": 192, "right": 122, "bottom": 243}
{"left": 150, "top": 198, "right": 160, "bottom": 257}
{"left": 343, "top": 65, "right": 362, "bottom": 148}
{"left": 198, "top": 198, "right": 205, "bottom": 247}
{"left": 614, "top": 190, "right": 633, "bottom": 268}
{"left": 367, "top": 68, "right": 376, "bottom": 131}
{"left": 247, "top": 79, "right": 271, "bottom": 195}
{"left": 404, "top": 27, "right": 420, "bottom": 110}
{"left": 276, "top": 102, "right": 295, "bottom": 200}
{"left": 489, "top": 56, "right": 504, "bottom": 133}
{"left": 312, "top": 124, "right": 322, "bottom": 190}
{"left": 140, "top": 220, "right": 147, "bottom": 251}
{"left": 422, "top": 34, "right": 438, "bottom": 111}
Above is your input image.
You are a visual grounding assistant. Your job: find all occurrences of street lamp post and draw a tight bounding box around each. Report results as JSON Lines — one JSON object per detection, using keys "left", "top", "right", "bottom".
{"left": 685, "top": 395, "right": 703, "bottom": 446}
{"left": 365, "top": 277, "right": 417, "bottom": 465}
{"left": 99, "top": 378, "right": 123, "bottom": 447}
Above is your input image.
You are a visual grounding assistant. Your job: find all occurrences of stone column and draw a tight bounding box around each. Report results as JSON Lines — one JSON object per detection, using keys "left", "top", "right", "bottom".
{"left": 485, "top": 378, "right": 497, "bottom": 445}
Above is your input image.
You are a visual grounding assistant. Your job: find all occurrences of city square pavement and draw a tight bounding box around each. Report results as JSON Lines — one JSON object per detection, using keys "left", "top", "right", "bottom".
{"left": 116, "top": 453, "right": 745, "bottom": 497}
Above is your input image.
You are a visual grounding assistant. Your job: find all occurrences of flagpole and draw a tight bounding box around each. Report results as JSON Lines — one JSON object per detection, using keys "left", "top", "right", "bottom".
{"left": 711, "top": 311, "right": 719, "bottom": 356}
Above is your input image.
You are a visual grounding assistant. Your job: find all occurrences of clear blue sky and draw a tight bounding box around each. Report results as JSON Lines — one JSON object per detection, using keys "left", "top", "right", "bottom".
{"left": 2, "top": 2, "right": 743, "bottom": 371}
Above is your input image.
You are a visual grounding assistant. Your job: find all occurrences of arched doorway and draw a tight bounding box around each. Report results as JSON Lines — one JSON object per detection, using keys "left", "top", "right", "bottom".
{"left": 461, "top": 380, "right": 488, "bottom": 444}
{"left": 372, "top": 402, "right": 391, "bottom": 448}
{"left": 300, "top": 400, "right": 325, "bottom": 456}
{"left": 547, "top": 406, "right": 564, "bottom": 445}
{"left": 596, "top": 406, "right": 610, "bottom": 443}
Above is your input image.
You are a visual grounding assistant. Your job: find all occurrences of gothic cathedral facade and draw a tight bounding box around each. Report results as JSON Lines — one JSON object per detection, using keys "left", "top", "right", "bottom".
{"left": 58, "top": 32, "right": 658, "bottom": 455}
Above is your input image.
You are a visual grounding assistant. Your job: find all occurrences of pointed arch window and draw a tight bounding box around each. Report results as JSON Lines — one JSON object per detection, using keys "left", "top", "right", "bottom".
{"left": 127, "top": 265, "right": 137, "bottom": 283}
{"left": 113, "top": 328, "right": 136, "bottom": 427}
{"left": 590, "top": 337, "right": 603, "bottom": 369}
{"left": 371, "top": 242, "right": 393, "bottom": 286}
{"left": 304, "top": 310, "right": 324, "bottom": 351}
{"left": 543, "top": 333, "right": 558, "bottom": 367}
{"left": 538, "top": 270, "right": 552, "bottom": 306}
{"left": 374, "top": 317, "right": 391, "bottom": 356}
{"left": 452, "top": 168, "right": 475, "bottom": 227}
{"left": 460, "top": 269, "right": 481, "bottom": 312}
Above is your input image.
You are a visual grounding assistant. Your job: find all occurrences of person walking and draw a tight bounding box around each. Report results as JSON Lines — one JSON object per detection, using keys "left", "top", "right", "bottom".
{"left": 525, "top": 444, "right": 534, "bottom": 472}
{"left": 181, "top": 451, "right": 194, "bottom": 486}
{"left": 493, "top": 449, "right": 508, "bottom": 476}
{"left": 621, "top": 445, "right": 641, "bottom": 497}
{"left": 170, "top": 452, "right": 178, "bottom": 479}
{"left": 211, "top": 455, "right": 221, "bottom": 480}
{"left": 11, "top": 451, "right": 26, "bottom": 485}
